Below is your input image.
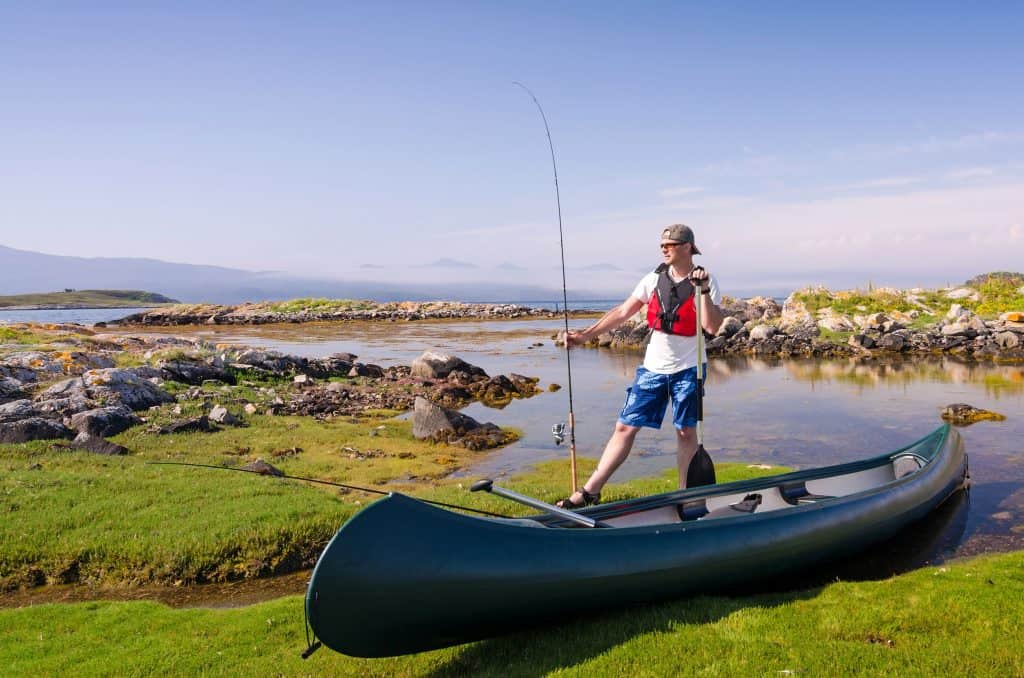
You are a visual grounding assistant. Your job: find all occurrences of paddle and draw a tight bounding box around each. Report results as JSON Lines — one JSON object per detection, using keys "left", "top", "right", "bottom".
{"left": 686, "top": 269, "right": 717, "bottom": 487}
{"left": 470, "top": 479, "right": 602, "bottom": 528}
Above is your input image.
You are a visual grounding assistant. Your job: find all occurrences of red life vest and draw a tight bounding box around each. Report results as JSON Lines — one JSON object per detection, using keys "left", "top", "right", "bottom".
{"left": 646, "top": 264, "right": 697, "bottom": 336}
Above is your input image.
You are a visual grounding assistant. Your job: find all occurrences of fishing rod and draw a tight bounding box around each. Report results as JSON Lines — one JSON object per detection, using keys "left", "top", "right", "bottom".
{"left": 146, "top": 461, "right": 511, "bottom": 518}
{"left": 513, "top": 81, "right": 580, "bottom": 494}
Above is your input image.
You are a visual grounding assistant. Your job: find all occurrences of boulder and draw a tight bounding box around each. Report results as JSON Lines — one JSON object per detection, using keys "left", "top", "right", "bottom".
{"left": 0, "top": 376, "right": 26, "bottom": 404}
{"left": 410, "top": 351, "right": 488, "bottom": 380}
{"left": 72, "top": 432, "right": 129, "bottom": 455}
{"left": 34, "top": 377, "right": 95, "bottom": 415}
{"left": 154, "top": 416, "right": 217, "bottom": 434}
{"left": 946, "top": 303, "right": 968, "bottom": 320}
{"left": 0, "top": 417, "right": 74, "bottom": 443}
{"left": 749, "top": 325, "right": 776, "bottom": 342}
{"left": 941, "top": 322, "right": 971, "bottom": 337}
{"left": 716, "top": 316, "right": 743, "bottom": 337}
{"left": 68, "top": 405, "right": 141, "bottom": 437}
{"left": 159, "top": 359, "right": 235, "bottom": 385}
{"left": 83, "top": 368, "right": 175, "bottom": 410}
{"left": 876, "top": 333, "right": 906, "bottom": 351}
{"left": 209, "top": 405, "right": 240, "bottom": 425}
{"left": 994, "top": 332, "right": 1020, "bottom": 349}
{"left": 816, "top": 312, "right": 855, "bottom": 333}
{"left": 241, "top": 458, "right": 284, "bottom": 477}
{"left": 941, "top": 403, "right": 1006, "bottom": 426}
{"left": 780, "top": 294, "right": 813, "bottom": 327}
{"left": 946, "top": 288, "right": 980, "bottom": 301}
{"left": 412, "top": 396, "right": 484, "bottom": 441}
{"left": 0, "top": 399, "right": 40, "bottom": 423}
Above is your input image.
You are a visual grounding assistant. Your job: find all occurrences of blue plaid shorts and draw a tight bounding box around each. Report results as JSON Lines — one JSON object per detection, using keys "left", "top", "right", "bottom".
{"left": 617, "top": 365, "right": 703, "bottom": 431}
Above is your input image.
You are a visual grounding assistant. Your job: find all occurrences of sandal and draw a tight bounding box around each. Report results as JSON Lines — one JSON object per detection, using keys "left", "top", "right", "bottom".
{"left": 556, "top": 488, "right": 600, "bottom": 509}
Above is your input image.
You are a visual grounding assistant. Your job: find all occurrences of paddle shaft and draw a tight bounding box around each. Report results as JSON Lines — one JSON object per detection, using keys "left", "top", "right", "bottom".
{"left": 474, "top": 480, "right": 598, "bottom": 528}
{"left": 694, "top": 274, "right": 705, "bottom": 446}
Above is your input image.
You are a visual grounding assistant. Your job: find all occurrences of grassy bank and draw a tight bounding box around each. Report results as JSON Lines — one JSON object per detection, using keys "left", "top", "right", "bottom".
{"left": 2, "top": 548, "right": 1021, "bottom": 675}
{"left": 0, "top": 405, "right": 779, "bottom": 590}
{"left": 0, "top": 289, "right": 177, "bottom": 309}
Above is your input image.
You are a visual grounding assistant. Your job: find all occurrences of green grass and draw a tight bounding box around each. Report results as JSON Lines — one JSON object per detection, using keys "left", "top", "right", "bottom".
{"left": 1, "top": 550, "right": 1021, "bottom": 676}
{"left": 0, "top": 412, "right": 777, "bottom": 591}
{"left": 793, "top": 277, "right": 1024, "bottom": 322}
{"left": 0, "top": 289, "right": 177, "bottom": 308}
{"left": 265, "top": 298, "right": 378, "bottom": 313}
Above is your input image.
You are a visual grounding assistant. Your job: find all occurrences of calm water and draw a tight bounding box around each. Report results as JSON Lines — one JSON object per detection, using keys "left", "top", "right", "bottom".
{"left": 122, "top": 317, "right": 1024, "bottom": 565}
{"left": 0, "top": 308, "right": 151, "bottom": 325}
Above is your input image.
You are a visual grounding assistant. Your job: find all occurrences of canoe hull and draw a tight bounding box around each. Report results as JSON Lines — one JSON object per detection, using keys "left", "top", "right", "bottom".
{"left": 306, "top": 425, "right": 966, "bottom": 657}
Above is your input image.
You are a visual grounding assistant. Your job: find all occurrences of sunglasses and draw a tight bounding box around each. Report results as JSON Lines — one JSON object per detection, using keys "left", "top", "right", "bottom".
{"left": 660, "top": 242, "right": 686, "bottom": 250}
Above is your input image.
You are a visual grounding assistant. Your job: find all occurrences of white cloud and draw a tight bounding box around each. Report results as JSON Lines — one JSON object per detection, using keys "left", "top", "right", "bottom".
{"left": 830, "top": 176, "right": 925, "bottom": 191}
{"left": 946, "top": 167, "right": 995, "bottom": 180}
{"left": 659, "top": 186, "right": 705, "bottom": 199}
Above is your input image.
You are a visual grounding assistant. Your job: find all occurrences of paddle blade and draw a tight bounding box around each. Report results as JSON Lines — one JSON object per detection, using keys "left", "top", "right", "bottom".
{"left": 686, "top": 444, "right": 717, "bottom": 487}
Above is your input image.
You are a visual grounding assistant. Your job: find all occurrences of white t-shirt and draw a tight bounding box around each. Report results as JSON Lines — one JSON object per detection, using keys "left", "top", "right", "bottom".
{"left": 630, "top": 269, "right": 722, "bottom": 374}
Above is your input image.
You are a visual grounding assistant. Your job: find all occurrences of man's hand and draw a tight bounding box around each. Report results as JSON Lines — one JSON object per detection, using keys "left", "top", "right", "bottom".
{"left": 690, "top": 265, "right": 710, "bottom": 292}
{"left": 565, "top": 330, "right": 590, "bottom": 347}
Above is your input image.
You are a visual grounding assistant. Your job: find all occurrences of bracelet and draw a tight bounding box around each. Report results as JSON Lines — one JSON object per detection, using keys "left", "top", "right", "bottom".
{"left": 701, "top": 289, "right": 711, "bottom": 296}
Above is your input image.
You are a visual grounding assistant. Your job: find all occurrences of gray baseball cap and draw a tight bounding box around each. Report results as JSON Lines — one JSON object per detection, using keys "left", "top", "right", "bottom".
{"left": 661, "top": 224, "right": 701, "bottom": 255}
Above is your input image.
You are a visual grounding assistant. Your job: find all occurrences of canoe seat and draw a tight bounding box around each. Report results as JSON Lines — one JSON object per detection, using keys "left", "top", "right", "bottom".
{"left": 892, "top": 454, "right": 924, "bottom": 479}
{"left": 700, "top": 493, "right": 762, "bottom": 520}
{"left": 676, "top": 499, "right": 708, "bottom": 521}
{"left": 779, "top": 482, "right": 835, "bottom": 505}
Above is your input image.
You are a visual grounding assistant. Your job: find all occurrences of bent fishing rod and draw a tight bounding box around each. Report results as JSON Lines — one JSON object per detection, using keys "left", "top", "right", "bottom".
{"left": 146, "top": 461, "right": 510, "bottom": 518}
{"left": 514, "top": 81, "right": 580, "bottom": 494}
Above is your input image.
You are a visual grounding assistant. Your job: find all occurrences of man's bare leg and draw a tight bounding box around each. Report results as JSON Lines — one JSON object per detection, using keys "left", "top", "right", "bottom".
{"left": 675, "top": 426, "right": 698, "bottom": 489}
{"left": 558, "top": 422, "right": 640, "bottom": 505}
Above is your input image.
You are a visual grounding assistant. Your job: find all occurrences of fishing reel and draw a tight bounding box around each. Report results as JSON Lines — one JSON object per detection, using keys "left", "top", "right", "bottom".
{"left": 551, "top": 422, "right": 566, "bottom": 446}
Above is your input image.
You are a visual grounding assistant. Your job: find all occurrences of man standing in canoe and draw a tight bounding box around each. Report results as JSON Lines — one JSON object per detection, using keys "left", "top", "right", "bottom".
{"left": 558, "top": 224, "right": 724, "bottom": 508}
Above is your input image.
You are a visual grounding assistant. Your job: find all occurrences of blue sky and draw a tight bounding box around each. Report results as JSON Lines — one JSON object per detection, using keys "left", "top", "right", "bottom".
{"left": 2, "top": 2, "right": 1022, "bottom": 296}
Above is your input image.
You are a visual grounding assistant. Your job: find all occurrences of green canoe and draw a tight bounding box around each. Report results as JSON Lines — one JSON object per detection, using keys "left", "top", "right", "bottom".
{"left": 305, "top": 424, "right": 967, "bottom": 657}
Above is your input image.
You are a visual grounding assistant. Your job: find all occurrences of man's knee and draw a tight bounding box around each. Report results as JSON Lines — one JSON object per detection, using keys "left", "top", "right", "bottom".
{"left": 675, "top": 426, "right": 696, "bottom": 441}
{"left": 614, "top": 422, "right": 640, "bottom": 438}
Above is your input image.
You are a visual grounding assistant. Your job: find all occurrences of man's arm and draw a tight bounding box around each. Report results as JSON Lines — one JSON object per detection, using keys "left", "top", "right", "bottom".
{"left": 566, "top": 296, "right": 645, "bottom": 346}
{"left": 698, "top": 290, "right": 723, "bottom": 335}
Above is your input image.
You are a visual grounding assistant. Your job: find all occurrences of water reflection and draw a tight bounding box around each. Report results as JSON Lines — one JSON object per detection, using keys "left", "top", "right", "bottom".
{"left": 112, "top": 319, "right": 1024, "bottom": 561}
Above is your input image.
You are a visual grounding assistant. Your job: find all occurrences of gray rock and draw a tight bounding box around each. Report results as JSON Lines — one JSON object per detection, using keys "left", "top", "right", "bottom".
{"left": 941, "top": 322, "right": 970, "bottom": 337}
{"left": 34, "top": 377, "right": 95, "bottom": 415}
{"left": 946, "top": 303, "right": 968, "bottom": 320}
{"left": 159, "top": 359, "right": 235, "bottom": 385}
{"left": 749, "top": 324, "right": 776, "bottom": 342}
{"left": 155, "top": 416, "right": 216, "bottom": 434}
{"left": 994, "top": 331, "right": 1020, "bottom": 349}
{"left": 209, "top": 405, "right": 240, "bottom": 425}
{"left": 0, "top": 376, "right": 26, "bottom": 404}
{"left": 242, "top": 458, "right": 284, "bottom": 477}
{"left": 83, "top": 368, "right": 175, "bottom": 410}
{"left": 848, "top": 333, "right": 876, "bottom": 350}
{"left": 716, "top": 316, "right": 743, "bottom": 337}
{"left": 0, "top": 399, "right": 41, "bottom": 423}
{"left": 412, "top": 395, "right": 483, "bottom": 441}
{"left": 0, "top": 417, "right": 74, "bottom": 443}
{"left": 68, "top": 405, "right": 141, "bottom": 437}
{"left": 72, "top": 432, "right": 129, "bottom": 455}
{"left": 410, "top": 351, "right": 487, "bottom": 380}
{"left": 946, "top": 287, "right": 979, "bottom": 301}
{"left": 877, "top": 333, "right": 906, "bottom": 351}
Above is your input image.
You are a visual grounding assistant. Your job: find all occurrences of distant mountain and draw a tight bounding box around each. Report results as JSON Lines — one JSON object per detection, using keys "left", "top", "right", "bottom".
{"left": 418, "top": 258, "right": 478, "bottom": 269}
{"left": 0, "top": 245, "right": 612, "bottom": 304}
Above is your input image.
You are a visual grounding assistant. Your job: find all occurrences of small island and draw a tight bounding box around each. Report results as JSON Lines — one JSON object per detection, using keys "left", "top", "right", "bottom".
{"left": 0, "top": 289, "right": 179, "bottom": 310}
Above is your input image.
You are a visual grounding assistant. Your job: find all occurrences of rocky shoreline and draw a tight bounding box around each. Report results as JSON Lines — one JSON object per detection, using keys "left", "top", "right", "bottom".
{"left": 114, "top": 300, "right": 590, "bottom": 326}
{"left": 571, "top": 289, "right": 1024, "bottom": 362}
{"left": 0, "top": 325, "right": 540, "bottom": 452}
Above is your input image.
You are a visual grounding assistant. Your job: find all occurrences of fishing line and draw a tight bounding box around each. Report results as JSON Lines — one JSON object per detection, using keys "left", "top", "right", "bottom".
{"left": 146, "top": 461, "right": 511, "bottom": 518}
{"left": 513, "top": 81, "right": 580, "bottom": 493}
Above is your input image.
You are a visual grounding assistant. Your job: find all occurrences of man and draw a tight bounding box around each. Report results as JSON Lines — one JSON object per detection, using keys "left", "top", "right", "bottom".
{"left": 557, "top": 224, "right": 724, "bottom": 508}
